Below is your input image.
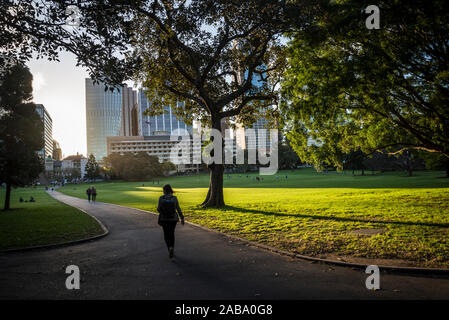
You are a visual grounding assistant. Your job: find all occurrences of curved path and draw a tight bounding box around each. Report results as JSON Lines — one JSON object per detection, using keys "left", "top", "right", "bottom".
{"left": 0, "top": 191, "right": 448, "bottom": 299}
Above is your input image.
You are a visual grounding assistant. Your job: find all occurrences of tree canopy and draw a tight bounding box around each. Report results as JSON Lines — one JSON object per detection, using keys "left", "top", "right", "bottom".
{"left": 85, "top": 154, "right": 100, "bottom": 181}
{"left": 0, "top": 0, "right": 140, "bottom": 86}
{"left": 281, "top": 0, "right": 449, "bottom": 171}
{"left": 1, "top": 0, "right": 303, "bottom": 207}
{"left": 103, "top": 152, "right": 175, "bottom": 180}
{"left": 0, "top": 64, "right": 44, "bottom": 210}
{"left": 129, "top": 0, "right": 293, "bottom": 206}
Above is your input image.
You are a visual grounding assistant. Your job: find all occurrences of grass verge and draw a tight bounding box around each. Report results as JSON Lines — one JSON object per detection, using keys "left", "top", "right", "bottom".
{"left": 0, "top": 187, "right": 104, "bottom": 251}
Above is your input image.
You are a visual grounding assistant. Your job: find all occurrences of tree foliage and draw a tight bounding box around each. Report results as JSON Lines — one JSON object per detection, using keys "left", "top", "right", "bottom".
{"left": 0, "top": 64, "right": 44, "bottom": 210}
{"left": 0, "top": 0, "right": 140, "bottom": 87}
{"left": 281, "top": 0, "right": 449, "bottom": 171}
{"left": 103, "top": 152, "right": 174, "bottom": 180}
{"left": 278, "top": 139, "right": 301, "bottom": 170}
{"left": 130, "top": 0, "right": 292, "bottom": 206}
{"left": 84, "top": 154, "right": 100, "bottom": 181}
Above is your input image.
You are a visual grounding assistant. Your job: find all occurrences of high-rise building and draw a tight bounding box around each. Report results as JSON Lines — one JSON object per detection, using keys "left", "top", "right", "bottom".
{"left": 234, "top": 62, "right": 282, "bottom": 153}
{"left": 52, "top": 139, "right": 63, "bottom": 160}
{"left": 85, "top": 78, "right": 124, "bottom": 162}
{"left": 137, "top": 89, "right": 192, "bottom": 136}
{"left": 35, "top": 104, "right": 53, "bottom": 159}
{"left": 120, "top": 86, "right": 139, "bottom": 136}
{"left": 86, "top": 80, "right": 195, "bottom": 162}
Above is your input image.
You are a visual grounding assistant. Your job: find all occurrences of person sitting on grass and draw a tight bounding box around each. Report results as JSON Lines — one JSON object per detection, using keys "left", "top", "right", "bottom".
{"left": 157, "top": 184, "right": 184, "bottom": 259}
{"left": 19, "top": 197, "right": 24, "bottom": 203}
{"left": 29, "top": 196, "right": 35, "bottom": 202}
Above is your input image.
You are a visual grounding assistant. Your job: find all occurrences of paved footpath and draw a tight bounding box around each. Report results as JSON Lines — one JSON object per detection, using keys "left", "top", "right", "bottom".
{"left": 0, "top": 191, "right": 448, "bottom": 299}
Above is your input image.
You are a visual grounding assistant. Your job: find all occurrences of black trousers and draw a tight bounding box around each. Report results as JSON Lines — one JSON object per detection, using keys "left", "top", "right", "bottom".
{"left": 160, "top": 221, "right": 177, "bottom": 248}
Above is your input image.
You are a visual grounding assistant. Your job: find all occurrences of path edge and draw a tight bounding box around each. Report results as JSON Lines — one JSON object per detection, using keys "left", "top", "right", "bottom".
{"left": 108, "top": 202, "right": 449, "bottom": 276}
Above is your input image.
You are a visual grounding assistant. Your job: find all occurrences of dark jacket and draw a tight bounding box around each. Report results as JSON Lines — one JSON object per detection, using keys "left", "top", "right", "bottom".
{"left": 157, "top": 194, "right": 184, "bottom": 224}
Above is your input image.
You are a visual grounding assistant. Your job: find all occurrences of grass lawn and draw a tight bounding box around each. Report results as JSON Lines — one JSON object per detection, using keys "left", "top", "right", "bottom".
{"left": 0, "top": 187, "right": 104, "bottom": 250}
{"left": 59, "top": 168, "right": 449, "bottom": 267}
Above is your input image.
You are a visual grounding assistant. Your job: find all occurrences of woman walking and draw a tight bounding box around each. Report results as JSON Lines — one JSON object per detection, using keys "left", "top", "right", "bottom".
{"left": 157, "top": 184, "right": 184, "bottom": 258}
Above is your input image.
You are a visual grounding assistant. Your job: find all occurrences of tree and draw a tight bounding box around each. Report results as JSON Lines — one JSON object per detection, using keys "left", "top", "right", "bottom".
{"left": 281, "top": 0, "right": 449, "bottom": 171}
{"left": 161, "top": 161, "right": 176, "bottom": 176}
{"left": 62, "top": 167, "right": 81, "bottom": 182}
{"left": 0, "top": 64, "right": 44, "bottom": 210}
{"left": 278, "top": 140, "right": 301, "bottom": 170}
{"left": 422, "top": 152, "right": 449, "bottom": 178}
{"left": 103, "top": 152, "right": 171, "bottom": 180}
{"left": 344, "top": 150, "right": 366, "bottom": 176}
{"left": 2, "top": 0, "right": 304, "bottom": 207}
{"left": 84, "top": 154, "right": 100, "bottom": 181}
{"left": 362, "top": 152, "right": 395, "bottom": 174}
{"left": 131, "top": 1, "right": 291, "bottom": 206}
{"left": 1, "top": 1, "right": 140, "bottom": 87}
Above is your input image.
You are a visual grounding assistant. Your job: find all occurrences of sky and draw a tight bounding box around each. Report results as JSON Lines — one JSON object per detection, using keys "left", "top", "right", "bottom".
{"left": 27, "top": 51, "right": 90, "bottom": 158}
{"left": 26, "top": 52, "right": 135, "bottom": 159}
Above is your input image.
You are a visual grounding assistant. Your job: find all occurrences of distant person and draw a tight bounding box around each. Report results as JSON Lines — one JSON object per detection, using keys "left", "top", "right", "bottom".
{"left": 157, "top": 184, "right": 184, "bottom": 259}
{"left": 86, "top": 187, "right": 91, "bottom": 202}
{"left": 91, "top": 187, "right": 97, "bottom": 202}
{"left": 29, "top": 196, "right": 35, "bottom": 202}
{"left": 19, "top": 196, "right": 24, "bottom": 203}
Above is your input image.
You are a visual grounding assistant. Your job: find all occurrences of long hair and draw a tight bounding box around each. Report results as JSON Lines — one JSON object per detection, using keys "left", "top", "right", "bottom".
{"left": 163, "top": 184, "right": 174, "bottom": 195}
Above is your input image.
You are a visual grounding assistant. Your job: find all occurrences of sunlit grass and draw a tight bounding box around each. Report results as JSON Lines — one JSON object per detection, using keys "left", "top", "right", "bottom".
{"left": 58, "top": 168, "right": 449, "bottom": 267}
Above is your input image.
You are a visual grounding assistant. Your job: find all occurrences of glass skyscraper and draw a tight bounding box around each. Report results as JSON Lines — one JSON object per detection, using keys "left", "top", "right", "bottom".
{"left": 137, "top": 89, "right": 192, "bottom": 136}
{"left": 85, "top": 78, "right": 122, "bottom": 161}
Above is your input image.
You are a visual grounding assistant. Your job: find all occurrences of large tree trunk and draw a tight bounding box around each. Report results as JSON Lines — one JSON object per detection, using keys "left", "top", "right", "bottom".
{"left": 201, "top": 115, "right": 225, "bottom": 207}
{"left": 3, "top": 182, "right": 11, "bottom": 211}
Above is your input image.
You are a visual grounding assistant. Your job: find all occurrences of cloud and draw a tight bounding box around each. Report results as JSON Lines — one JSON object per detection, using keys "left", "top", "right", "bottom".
{"left": 33, "top": 72, "right": 46, "bottom": 92}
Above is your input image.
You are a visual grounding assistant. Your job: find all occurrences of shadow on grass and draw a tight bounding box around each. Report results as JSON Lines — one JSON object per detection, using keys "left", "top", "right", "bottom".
{"left": 217, "top": 206, "right": 449, "bottom": 229}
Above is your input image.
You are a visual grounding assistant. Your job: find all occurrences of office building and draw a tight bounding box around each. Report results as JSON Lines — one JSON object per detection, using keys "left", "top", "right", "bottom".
{"left": 234, "top": 64, "right": 282, "bottom": 153}
{"left": 106, "top": 135, "right": 200, "bottom": 172}
{"left": 137, "top": 89, "right": 192, "bottom": 136}
{"left": 35, "top": 104, "right": 53, "bottom": 159}
{"left": 120, "top": 86, "right": 139, "bottom": 136}
{"left": 52, "top": 139, "right": 62, "bottom": 160}
{"left": 86, "top": 78, "right": 140, "bottom": 162}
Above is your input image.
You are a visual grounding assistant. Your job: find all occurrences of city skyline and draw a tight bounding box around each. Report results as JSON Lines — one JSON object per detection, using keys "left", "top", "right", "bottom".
{"left": 26, "top": 51, "right": 136, "bottom": 158}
